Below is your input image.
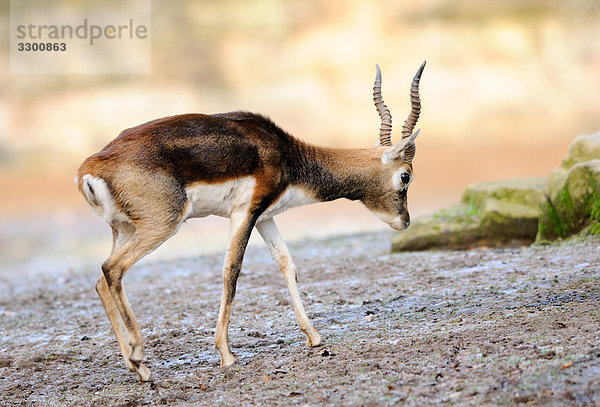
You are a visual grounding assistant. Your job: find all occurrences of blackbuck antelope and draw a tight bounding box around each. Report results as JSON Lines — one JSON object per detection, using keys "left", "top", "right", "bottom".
{"left": 77, "top": 62, "right": 426, "bottom": 381}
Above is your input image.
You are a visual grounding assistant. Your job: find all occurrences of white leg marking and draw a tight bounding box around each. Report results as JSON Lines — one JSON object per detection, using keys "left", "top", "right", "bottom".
{"left": 256, "top": 218, "right": 321, "bottom": 347}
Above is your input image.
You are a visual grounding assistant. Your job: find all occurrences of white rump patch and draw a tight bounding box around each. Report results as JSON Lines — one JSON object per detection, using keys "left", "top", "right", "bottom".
{"left": 81, "top": 174, "right": 130, "bottom": 224}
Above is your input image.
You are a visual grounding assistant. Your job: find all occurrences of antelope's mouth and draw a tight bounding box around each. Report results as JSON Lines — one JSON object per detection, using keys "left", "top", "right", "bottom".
{"left": 372, "top": 211, "right": 410, "bottom": 231}
{"left": 388, "top": 219, "right": 410, "bottom": 231}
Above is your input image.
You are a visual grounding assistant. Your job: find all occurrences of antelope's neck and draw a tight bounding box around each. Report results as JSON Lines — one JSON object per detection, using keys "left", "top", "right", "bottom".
{"left": 289, "top": 142, "right": 382, "bottom": 203}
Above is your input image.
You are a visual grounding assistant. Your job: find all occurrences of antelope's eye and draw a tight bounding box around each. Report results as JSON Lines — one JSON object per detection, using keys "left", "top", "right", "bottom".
{"left": 400, "top": 173, "right": 410, "bottom": 184}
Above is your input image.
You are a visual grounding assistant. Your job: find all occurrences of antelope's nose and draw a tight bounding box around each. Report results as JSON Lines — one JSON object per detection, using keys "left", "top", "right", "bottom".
{"left": 389, "top": 217, "right": 410, "bottom": 231}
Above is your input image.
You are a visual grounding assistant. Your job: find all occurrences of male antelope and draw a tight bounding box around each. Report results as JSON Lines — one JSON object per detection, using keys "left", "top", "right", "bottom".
{"left": 77, "top": 62, "right": 425, "bottom": 381}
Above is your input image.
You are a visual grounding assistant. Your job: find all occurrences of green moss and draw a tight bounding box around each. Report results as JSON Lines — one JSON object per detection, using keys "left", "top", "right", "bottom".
{"left": 587, "top": 222, "right": 600, "bottom": 236}
{"left": 462, "top": 178, "right": 547, "bottom": 211}
{"left": 588, "top": 177, "right": 600, "bottom": 222}
{"left": 538, "top": 199, "right": 566, "bottom": 240}
{"left": 432, "top": 203, "right": 480, "bottom": 223}
{"left": 554, "top": 185, "right": 578, "bottom": 236}
{"left": 590, "top": 198, "right": 600, "bottom": 222}
{"left": 558, "top": 186, "right": 574, "bottom": 215}
{"left": 585, "top": 176, "right": 600, "bottom": 236}
{"left": 542, "top": 164, "right": 600, "bottom": 240}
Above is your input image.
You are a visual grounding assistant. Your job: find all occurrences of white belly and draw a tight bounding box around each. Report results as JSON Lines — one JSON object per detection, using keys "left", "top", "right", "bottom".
{"left": 184, "top": 178, "right": 318, "bottom": 221}
{"left": 184, "top": 176, "right": 256, "bottom": 219}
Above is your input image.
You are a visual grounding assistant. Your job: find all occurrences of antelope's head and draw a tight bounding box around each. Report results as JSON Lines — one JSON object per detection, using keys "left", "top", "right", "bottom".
{"left": 362, "top": 61, "right": 426, "bottom": 231}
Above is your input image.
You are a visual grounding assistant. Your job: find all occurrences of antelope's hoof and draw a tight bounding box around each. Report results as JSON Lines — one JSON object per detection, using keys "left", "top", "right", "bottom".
{"left": 306, "top": 331, "right": 321, "bottom": 347}
{"left": 137, "top": 363, "right": 152, "bottom": 382}
{"left": 219, "top": 354, "right": 236, "bottom": 368}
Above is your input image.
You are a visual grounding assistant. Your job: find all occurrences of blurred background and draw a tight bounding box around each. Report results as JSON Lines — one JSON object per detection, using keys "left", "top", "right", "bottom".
{"left": 1, "top": 0, "right": 600, "bottom": 280}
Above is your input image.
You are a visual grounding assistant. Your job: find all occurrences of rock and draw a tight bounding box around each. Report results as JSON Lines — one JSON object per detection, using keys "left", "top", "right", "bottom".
{"left": 545, "top": 133, "right": 600, "bottom": 205}
{"left": 536, "top": 133, "right": 600, "bottom": 242}
{"left": 465, "top": 178, "right": 546, "bottom": 241}
{"left": 561, "top": 132, "right": 600, "bottom": 170}
{"left": 462, "top": 178, "right": 547, "bottom": 211}
{"left": 391, "top": 205, "right": 482, "bottom": 251}
{"left": 392, "top": 178, "right": 546, "bottom": 251}
{"left": 536, "top": 159, "right": 600, "bottom": 242}
{"left": 479, "top": 198, "right": 541, "bottom": 240}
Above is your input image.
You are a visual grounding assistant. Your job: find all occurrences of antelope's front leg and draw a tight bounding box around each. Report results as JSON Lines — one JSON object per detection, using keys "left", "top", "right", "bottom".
{"left": 214, "top": 212, "right": 256, "bottom": 367}
{"left": 256, "top": 218, "right": 321, "bottom": 347}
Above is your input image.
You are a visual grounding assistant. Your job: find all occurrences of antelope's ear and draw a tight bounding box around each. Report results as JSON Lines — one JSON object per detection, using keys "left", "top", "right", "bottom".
{"left": 381, "top": 129, "right": 420, "bottom": 164}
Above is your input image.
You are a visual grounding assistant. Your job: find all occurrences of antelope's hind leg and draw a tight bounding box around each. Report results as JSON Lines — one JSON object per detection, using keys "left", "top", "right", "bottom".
{"left": 100, "top": 218, "right": 182, "bottom": 382}
{"left": 256, "top": 218, "right": 321, "bottom": 347}
{"left": 95, "top": 223, "right": 137, "bottom": 372}
{"left": 95, "top": 178, "right": 187, "bottom": 382}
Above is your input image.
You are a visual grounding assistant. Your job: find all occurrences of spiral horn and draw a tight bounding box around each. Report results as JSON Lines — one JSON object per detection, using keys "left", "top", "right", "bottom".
{"left": 401, "top": 61, "right": 426, "bottom": 140}
{"left": 373, "top": 64, "right": 393, "bottom": 146}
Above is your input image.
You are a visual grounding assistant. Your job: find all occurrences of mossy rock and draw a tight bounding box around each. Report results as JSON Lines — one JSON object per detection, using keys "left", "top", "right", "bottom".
{"left": 480, "top": 198, "right": 540, "bottom": 239}
{"left": 393, "top": 178, "right": 548, "bottom": 252}
{"left": 391, "top": 205, "right": 484, "bottom": 251}
{"left": 537, "top": 159, "right": 600, "bottom": 242}
{"left": 548, "top": 133, "right": 600, "bottom": 196}
{"left": 561, "top": 132, "right": 600, "bottom": 170}
{"left": 462, "top": 178, "right": 547, "bottom": 211}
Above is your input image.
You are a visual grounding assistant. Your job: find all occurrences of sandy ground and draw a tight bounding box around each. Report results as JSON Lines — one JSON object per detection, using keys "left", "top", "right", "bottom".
{"left": 1, "top": 231, "right": 599, "bottom": 406}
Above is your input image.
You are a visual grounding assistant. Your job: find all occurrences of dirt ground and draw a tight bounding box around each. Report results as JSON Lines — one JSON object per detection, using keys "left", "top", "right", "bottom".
{"left": 0, "top": 231, "right": 599, "bottom": 406}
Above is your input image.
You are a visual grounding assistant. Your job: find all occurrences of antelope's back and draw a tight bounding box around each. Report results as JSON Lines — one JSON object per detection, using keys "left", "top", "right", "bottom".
{"left": 78, "top": 112, "right": 293, "bottom": 188}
